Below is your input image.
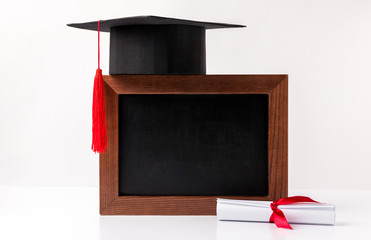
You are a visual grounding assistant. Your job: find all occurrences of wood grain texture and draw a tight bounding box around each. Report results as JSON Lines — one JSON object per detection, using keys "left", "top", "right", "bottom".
{"left": 268, "top": 76, "right": 288, "bottom": 200}
{"left": 103, "top": 75, "right": 285, "bottom": 94}
{"left": 99, "top": 82, "right": 119, "bottom": 214}
{"left": 100, "top": 74, "right": 288, "bottom": 215}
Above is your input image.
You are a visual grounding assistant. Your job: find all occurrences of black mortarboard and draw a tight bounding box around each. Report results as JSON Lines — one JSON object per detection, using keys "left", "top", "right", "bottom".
{"left": 67, "top": 15, "right": 245, "bottom": 75}
{"left": 67, "top": 16, "right": 245, "bottom": 153}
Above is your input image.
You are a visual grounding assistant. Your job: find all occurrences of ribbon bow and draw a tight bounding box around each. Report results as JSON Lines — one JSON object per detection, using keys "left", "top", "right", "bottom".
{"left": 269, "top": 196, "right": 319, "bottom": 229}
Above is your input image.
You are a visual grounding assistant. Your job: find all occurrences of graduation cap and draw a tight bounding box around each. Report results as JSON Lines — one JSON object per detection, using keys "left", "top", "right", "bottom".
{"left": 68, "top": 15, "right": 245, "bottom": 75}
{"left": 67, "top": 16, "right": 245, "bottom": 153}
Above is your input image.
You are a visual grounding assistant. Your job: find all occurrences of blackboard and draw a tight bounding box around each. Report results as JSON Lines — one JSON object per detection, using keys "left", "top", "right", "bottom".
{"left": 118, "top": 94, "right": 268, "bottom": 196}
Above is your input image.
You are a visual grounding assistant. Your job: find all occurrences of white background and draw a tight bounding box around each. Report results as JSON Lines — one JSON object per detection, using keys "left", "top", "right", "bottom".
{"left": 0, "top": 0, "right": 370, "bottom": 189}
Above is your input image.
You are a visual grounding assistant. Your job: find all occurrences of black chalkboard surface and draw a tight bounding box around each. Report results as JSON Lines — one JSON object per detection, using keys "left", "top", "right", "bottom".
{"left": 119, "top": 94, "right": 268, "bottom": 196}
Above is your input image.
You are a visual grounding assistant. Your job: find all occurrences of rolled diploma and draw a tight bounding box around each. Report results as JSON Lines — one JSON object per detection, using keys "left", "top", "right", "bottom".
{"left": 217, "top": 198, "right": 335, "bottom": 225}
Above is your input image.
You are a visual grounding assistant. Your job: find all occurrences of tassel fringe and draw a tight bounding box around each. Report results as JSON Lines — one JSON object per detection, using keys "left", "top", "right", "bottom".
{"left": 91, "top": 68, "right": 107, "bottom": 153}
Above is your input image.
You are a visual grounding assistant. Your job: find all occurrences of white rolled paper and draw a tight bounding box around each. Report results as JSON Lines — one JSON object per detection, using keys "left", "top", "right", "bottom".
{"left": 217, "top": 198, "right": 335, "bottom": 225}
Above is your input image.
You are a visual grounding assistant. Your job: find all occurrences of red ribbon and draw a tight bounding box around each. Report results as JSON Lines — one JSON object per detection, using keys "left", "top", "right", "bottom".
{"left": 269, "top": 196, "right": 319, "bottom": 229}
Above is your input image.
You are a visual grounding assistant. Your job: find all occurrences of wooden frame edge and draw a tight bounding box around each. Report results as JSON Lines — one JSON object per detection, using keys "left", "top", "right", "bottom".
{"left": 100, "top": 75, "right": 288, "bottom": 215}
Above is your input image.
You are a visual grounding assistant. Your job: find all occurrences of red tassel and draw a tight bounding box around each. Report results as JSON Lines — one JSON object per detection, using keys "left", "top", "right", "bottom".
{"left": 91, "top": 68, "right": 107, "bottom": 153}
{"left": 91, "top": 20, "right": 107, "bottom": 153}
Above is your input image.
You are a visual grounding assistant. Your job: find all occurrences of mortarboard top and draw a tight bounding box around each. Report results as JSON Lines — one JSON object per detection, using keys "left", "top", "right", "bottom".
{"left": 68, "top": 16, "right": 245, "bottom": 75}
{"left": 67, "top": 15, "right": 245, "bottom": 32}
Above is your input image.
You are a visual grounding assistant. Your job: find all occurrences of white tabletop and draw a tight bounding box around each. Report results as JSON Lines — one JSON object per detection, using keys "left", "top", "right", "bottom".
{"left": 0, "top": 187, "right": 369, "bottom": 240}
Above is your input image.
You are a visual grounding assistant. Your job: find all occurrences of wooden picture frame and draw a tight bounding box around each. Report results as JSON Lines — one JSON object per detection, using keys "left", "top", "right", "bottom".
{"left": 100, "top": 75, "right": 288, "bottom": 215}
